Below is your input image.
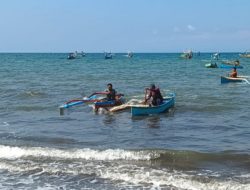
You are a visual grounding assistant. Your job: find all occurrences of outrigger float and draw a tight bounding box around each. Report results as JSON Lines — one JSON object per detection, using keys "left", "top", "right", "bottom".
{"left": 59, "top": 92, "right": 125, "bottom": 115}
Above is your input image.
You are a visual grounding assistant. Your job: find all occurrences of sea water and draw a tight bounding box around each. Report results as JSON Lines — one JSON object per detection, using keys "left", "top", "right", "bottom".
{"left": 0, "top": 53, "right": 250, "bottom": 189}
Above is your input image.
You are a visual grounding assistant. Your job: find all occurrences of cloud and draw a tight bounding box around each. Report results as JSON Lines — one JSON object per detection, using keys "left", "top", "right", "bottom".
{"left": 187, "top": 25, "right": 196, "bottom": 31}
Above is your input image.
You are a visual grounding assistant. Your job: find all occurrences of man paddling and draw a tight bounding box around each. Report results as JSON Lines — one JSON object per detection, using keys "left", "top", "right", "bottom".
{"left": 94, "top": 83, "right": 122, "bottom": 112}
{"left": 144, "top": 84, "right": 163, "bottom": 106}
{"left": 105, "top": 83, "right": 116, "bottom": 101}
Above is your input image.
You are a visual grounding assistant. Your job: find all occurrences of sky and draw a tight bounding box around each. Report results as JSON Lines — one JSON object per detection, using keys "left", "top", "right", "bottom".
{"left": 0, "top": 0, "right": 250, "bottom": 53}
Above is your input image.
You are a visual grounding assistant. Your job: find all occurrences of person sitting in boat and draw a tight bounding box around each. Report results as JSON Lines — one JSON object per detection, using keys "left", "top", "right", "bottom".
{"left": 145, "top": 84, "right": 163, "bottom": 106}
{"left": 105, "top": 83, "right": 116, "bottom": 101}
{"left": 94, "top": 83, "right": 124, "bottom": 112}
{"left": 230, "top": 67, "right": 237, "bottom": 78}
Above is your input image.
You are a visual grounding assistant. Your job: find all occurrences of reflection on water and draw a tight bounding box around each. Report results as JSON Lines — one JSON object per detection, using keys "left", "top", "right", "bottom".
{"left": 146, "top": 116, "right": 161, "bottom": 128}
{"left": 131, "top": 108, "right": 175, "bottom": 128}
{"left": 103, "top": 114, "right": 117, "bottom": 125}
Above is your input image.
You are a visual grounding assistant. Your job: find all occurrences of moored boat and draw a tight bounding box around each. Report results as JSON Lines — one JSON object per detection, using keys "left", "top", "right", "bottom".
{"left": 131, "top": 93, "right": 175, "bottom": 116}
{"left": 125, "top": 51, "right": 133, "bottom": 58}
{"left": 212, "top": 53, "right": 220, "bottom": 60}
{"left": 180, "top": 50, "right": 193, "bottom": 59}
{"left": 239, "top": 51, "right": 250, "bottom": 58}
{"left": 220, "top": 64, "right": 243, "bottom": 69}
{"left": 67, "top": 52, "right": 77, "bottom": 59}
{"left": 222, "top": 60, "right": 240, "bottom": 66}
{"left": 104, "top": 52, "right": 112, "bottom": 59}
{"left": 205, "top": 63, "right": 218, "bottom": 68}
{"left": 221, "top": 76, "right": 247, "bottom": 84}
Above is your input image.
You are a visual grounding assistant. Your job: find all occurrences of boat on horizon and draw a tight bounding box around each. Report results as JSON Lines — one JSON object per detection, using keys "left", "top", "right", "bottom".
{"left": 125, "top": 51, "right": 133, "bottom": 58}
{"left": 67, "top": 51, "right": 86, "bottom": 59}
{"left": 67, "top": 52, "right": 77, "bottom": 59}
{"left": 239, "top": 51, "right": 250, "bottom": 58}
{"left": 212, "top": 52, "right": 220, "bottom": 60}
{"left": 104, "top": 52, "right": 113, "bottom": 59}
{"left": 180, "top": 50, "right": 193, "bottom": 59}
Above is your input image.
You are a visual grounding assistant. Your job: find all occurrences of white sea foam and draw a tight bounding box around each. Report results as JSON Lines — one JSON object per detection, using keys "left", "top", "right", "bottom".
{"left": 99, "top": 167, "right": 250, "bottom": 190}
{"left": 0, "top": 121, "right": 9, "bottom": 127}
{"left": 1, "top": 151, "right": 250, "bottom": 190}
{"left": 0, "top": 145, "right": 158, "bottom": 161}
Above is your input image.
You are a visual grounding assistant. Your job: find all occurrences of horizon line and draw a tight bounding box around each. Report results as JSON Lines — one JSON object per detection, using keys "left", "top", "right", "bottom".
{"left": 0, "top": 51, "right": 244, "bottom": 54}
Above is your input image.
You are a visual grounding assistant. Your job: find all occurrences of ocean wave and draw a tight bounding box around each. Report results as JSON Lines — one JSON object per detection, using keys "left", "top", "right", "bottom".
{"left": 0, "top": 122, "right": 9, "bottom": 127}
{"left": 0, "top": 145, "right": 159, "bottom": 161}
{"left": 152, "top": 149, "right": 250, "bottom": 171}
{"left": 17, "top": 90, "right": 48, "bottom": 98}
{"left": 0, "top": 154, "right": 250, "bottom": 190}
{"left": 15, "top": 105, "right": 51, "bottom": 111}
{"left": 1, "top": 146, "right": 250, "bottom": 189}
{"left": 1, "top": 145, "right": 250, "bottom": 166}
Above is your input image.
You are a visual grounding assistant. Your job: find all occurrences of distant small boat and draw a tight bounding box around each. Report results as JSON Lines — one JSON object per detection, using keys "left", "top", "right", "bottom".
{"left": 80, "top": 51, "right": 86, "bottom": 57}
{"left": 131, "top": 93, "right": 175, "bottom": 116}
{"left": 220, "top": 64, "right": 243, "bottom": 69}
{"left": 222, "top": 60, "right": 240, "bottom": 66}
{"left": 239, "top": 51, "right": 250, "bottom": 58}
{"left": 180, "top": 50, "right": 193, "bottom": 59}
{"left": 212, "top": 53, "right": 220, "bottom": 60}
{"left": 221, "top": 76, "right": 248, "bottom": 84}
{"left": 104, "top": 52, "right": 112, "bottom": 59}
{"left": 125, "top": 52, "right": 133, "bottom": 58}
{"left": 205, "top": 62, "right": 218, "bottom": 68}
{"left": 67, "top": 52, "right": 77, "bottom": 59}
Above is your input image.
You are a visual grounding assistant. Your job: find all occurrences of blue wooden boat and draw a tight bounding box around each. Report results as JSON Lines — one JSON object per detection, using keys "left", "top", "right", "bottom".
{"left": 94, "top": 94, "right": 125, "bottom": 112}
{"left": 220, "top": 64, "right": 243, "bottom": 69}
{"left": 221, "top": 76, "right": 246, "bottom": 84}
{"left": 131, "top": 93, "right": 175, "bottom": 116}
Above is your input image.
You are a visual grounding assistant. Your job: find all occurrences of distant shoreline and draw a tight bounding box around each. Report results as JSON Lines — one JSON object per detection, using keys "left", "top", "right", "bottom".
{"left": 0, "top": 52, "right": 242, "bottom": 54}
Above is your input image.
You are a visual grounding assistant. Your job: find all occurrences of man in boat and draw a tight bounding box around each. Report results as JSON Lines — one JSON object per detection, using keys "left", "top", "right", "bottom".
{"left": 229, "top": 67, "right": 237, "bottom": 78}
{"left": 105, "top": 83, "right": 116, "bottom": 101}
{"left": 145, "top": 84, "right": 163, "bottom": 106}
{"left": 94, "top": 83, "right": 123, "bottom": 112}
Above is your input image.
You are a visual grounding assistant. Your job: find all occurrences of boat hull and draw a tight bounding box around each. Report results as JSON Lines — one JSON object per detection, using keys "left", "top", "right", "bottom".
{"left": 131, "top": 93, "right": 175, "bottom": 116}
{"left": 221, "top": 76, "right": 245, "bottom": 83}
{"left": 94, "top": 96, "right": 125, "bottom": 111}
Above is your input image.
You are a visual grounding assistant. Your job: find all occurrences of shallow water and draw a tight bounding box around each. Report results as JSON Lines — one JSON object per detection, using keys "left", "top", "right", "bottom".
{"left": 0, "top": 53, "right": 250, "bottom": 189}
